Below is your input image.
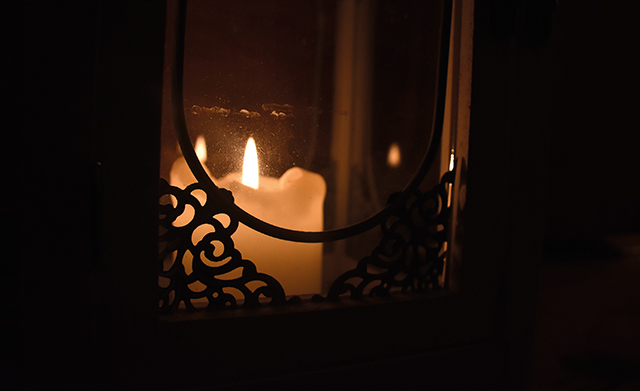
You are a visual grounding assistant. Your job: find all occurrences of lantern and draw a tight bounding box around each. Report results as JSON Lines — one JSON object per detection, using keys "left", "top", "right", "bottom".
{"left": 77, "top": 0, "right": 549, "bottom": 389}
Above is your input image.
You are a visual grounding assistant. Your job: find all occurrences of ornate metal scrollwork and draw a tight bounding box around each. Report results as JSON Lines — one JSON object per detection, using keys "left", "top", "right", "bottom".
{"left": 326, "top": 168, "right": 455, "bottom": 300}
{"left": 158, "top": 166, "right": 454, "bottom": 312}
{"left": 158, "top": 180, "right": 287, "bottom": 312}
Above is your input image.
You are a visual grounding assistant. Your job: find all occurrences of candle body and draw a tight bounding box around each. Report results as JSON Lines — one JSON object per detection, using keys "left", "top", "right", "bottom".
{"left": 217, "top": 168, "right": 325, "bottom": 296}
{"left": 170, "top": 161, "right": 325, "bottom": 297}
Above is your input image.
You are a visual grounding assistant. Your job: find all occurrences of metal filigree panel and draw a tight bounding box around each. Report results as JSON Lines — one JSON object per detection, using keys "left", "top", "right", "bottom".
{"left": 326, "top": 169, "right": 455, "bottom": 300}
{"left": 158, "top": 181, "right": 287, "bottom": 312}
{"left": 158, "top": 167, "right": 454, "bottom": 312}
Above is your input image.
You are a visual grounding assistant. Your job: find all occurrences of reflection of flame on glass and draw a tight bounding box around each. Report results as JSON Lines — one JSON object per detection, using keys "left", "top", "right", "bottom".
{"left": 195, "top": 135, "right": 207, "bottom": 163}
{"left": 387, "top": 142, "right": 401, "bottom": 168}
{"left": 447, "top": 149, "right": 455, "bottom": 207}
{"left": 242, "top": 137, "right": 259, "bottom": 189}
{"left": 449, "top": 149, "right": 455, "bottom": 171}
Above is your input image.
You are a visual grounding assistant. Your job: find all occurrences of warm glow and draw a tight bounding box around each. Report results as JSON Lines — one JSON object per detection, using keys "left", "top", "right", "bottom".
{"left": 195, "top": 135, "right": 207, "bottom": 162}
{"left": 387, "top": 142, "right": 401, "bottom": 168}
{"left": 242, "top": 137, "right": 259, "bottom": 189}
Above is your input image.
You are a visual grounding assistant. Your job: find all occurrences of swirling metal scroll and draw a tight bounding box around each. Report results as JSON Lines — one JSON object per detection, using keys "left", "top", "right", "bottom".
{"left": 158, "top": 179, "right": 286, "bottom": 312}
{"left": 159, "top": 166, "right": 454, "bottom": 312}
{"left": 326, "top": 167, "right": 456, "bottom": 301}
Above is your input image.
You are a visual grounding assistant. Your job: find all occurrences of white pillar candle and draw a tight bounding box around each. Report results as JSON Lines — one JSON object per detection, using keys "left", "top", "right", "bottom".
{"left": 170, "top": 137, "right": 325, "bottom": 297}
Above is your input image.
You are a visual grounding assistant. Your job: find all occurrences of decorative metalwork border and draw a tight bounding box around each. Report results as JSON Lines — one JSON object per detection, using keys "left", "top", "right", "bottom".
{"left": 326, "top": 169, "right": 455, "bottom": 300}
{"left": 159, "top": 167, "right": 454, "bottom": 311}
{"left": 159, "top": 183, "right": 287, "bottom": 313}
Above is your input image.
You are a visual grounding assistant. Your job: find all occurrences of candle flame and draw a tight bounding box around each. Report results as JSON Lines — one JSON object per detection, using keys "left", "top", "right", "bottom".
{"left": 387, "top": 142, "right": 401, "bottom": 168}
{"left": 242, "top": 137, "right": 259, "bottom": 189}
{"left": 195, "top": 135, "right": 207, "bottom": 163}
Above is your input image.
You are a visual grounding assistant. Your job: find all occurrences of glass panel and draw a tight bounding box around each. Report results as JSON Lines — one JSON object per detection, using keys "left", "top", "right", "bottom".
{"left": 159, "top": 0, "right": 464, "bottom": 302}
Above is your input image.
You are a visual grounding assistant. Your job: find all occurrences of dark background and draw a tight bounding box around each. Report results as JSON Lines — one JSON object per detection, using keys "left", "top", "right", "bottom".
{"left": 533, "top": 1, "right": 640, "bottom": 389}
{"left": 543, "top": 0, "right": 640, "bottom": 241}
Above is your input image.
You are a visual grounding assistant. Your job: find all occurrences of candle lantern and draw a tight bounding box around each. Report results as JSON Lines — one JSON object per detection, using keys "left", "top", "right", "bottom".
{"left": 158, "top": 0, "right": 466, "bottom": 312}
{"left": 80, "top": 0, "right": 551, "bottom": 388}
